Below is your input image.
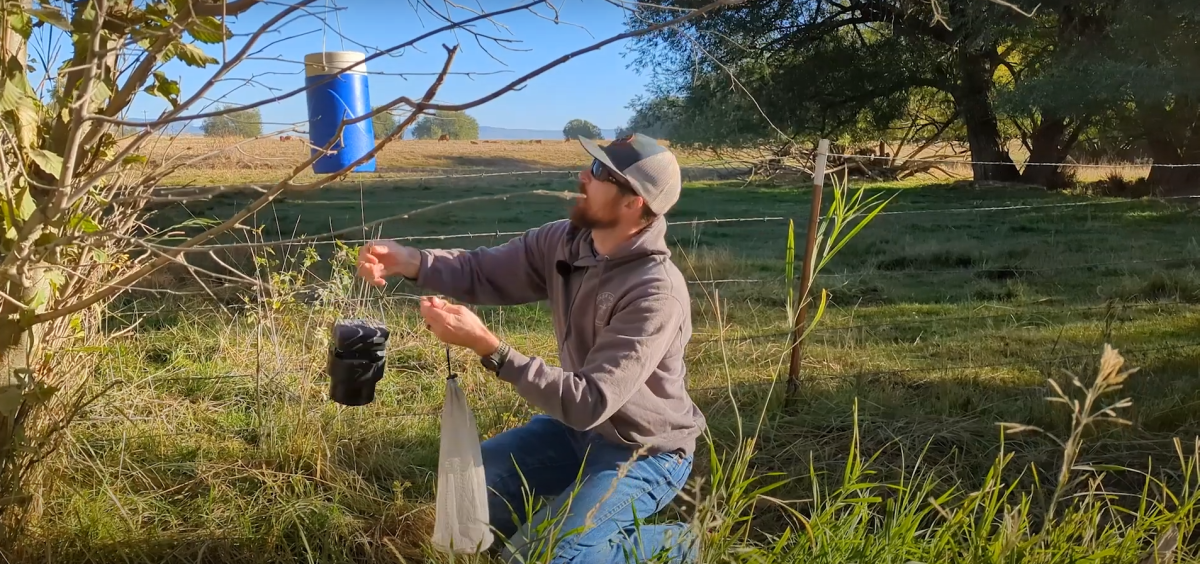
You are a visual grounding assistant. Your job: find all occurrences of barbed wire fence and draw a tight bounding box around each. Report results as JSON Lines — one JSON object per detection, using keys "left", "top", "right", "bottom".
{"left": 73, "top": 143, "right": 1200, "bottom": 451}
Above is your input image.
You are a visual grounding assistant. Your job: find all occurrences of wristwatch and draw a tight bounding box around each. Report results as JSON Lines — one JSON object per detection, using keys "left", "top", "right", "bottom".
{"left": 480, "top": 341, "right": 511, "bottom": 374}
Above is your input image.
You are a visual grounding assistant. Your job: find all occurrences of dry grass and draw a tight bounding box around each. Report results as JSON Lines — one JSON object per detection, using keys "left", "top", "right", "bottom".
{"left": 9, "top": 177, "right": 1200, "bottom": 562}
{"left": 133, "top": 135, "right": 1153, "bottom": 189}
{"left": 134, "top": 136, "right": 696, "bottom": 187}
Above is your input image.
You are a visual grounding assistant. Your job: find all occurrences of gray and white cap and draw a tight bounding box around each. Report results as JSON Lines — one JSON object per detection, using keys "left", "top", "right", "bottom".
{"left": 578, "top": 133, "right": 682, "bottom": 216}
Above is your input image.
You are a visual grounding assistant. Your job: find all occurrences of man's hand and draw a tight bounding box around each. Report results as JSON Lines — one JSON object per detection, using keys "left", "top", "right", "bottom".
{"left": 357, "top": 240, "right": 421, "bottom": 286}
{"left": 420, "top": 296, "right": 500, "bottom": 357}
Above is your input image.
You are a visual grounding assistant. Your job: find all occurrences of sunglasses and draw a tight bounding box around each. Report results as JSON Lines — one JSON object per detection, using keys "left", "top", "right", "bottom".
{"left": 590, "top": 159, "right": 626, "bottom": 186}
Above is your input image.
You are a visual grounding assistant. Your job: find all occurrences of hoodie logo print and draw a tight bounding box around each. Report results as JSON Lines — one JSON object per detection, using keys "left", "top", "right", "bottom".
{"left": 596, "top": 292, "right": 616, "bottom": 325}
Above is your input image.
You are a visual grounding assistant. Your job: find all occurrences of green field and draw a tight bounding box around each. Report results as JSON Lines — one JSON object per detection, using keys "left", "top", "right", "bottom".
{"left": 29, "top": 177, "right": 1200, "bottom": 562}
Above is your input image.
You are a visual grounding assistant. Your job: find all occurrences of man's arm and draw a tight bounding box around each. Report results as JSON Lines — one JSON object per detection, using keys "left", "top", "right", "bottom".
{"left": 373, "top": 222, "right": 563, "bottom": 306}
{"left": 494, "top": 293, "right": 684, "bottom": 430}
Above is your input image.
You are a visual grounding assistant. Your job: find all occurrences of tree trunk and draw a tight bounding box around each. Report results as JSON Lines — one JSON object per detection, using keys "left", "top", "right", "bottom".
{"left": 954, "top": 52, "right": 1021, "bottom": 183}
{"left": 0, "top": 278, "right": 36, "bottom": 526}
{"left": 1145, "top": 135, "right": 1200, "bottom": 195}
{"left": 1143, "top": 100, "right": 1200, "bottom": 196}
{"left": 1021, "top": 114, "right": 1083, "bottom": 188}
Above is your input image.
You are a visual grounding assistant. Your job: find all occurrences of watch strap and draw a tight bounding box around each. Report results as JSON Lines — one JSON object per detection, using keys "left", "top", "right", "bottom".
{"left": 481, "top": 341, "right": 511, "bottom": 373}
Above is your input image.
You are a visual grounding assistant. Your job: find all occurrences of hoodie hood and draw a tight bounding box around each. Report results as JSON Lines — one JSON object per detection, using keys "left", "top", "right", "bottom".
{"left": 567, "top": 216, "right": 672, "bottom": 267}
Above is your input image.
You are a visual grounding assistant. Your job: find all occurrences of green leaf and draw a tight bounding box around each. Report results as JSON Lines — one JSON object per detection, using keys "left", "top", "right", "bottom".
{"left": 122, "top": 154, "right": 148, "bottom": 166}
{"left": 143, "top": 71, "right": 181, "bottom": 109}
{"left": 187, "top": 16, "right": 231, "bottom": 44}
{"left": 75, "top": 1, "right": 97, "bottom": 24}
{"left": 173, "top": 42, "right": 218, "bottom": 68}
{"left": 33, "top": 231, "right": 56, "bottom": 247}
{"left": 818, "top": 191, "right": 898, "bottom": 273}
{"left": 0, "top": 385, "right": 23, "bottom": 417}
{"left": 27, "top": 282, "right": 50, "bottom": 311}
{"left": 150, "top": 0, "right": 179, "bottom": 18}
{"left": 28, "top": 6, "right": 70, "bottom": 32}
{"left": 10, "top": 186, "right": 36, "bottom": 223}
{"left": 43, "top": 269, "right": 65, "bottom": 291}
{"left": 92, "top": 248, "right": 107, "bottom": 262}
{"left": 23, "top": 381, "right": 58, "bottom": 407}
{"left": 88, "top": 80, "right": 113, "bottom": 109}
{"left": 8, "top": 7, "right": 32, "bottom": 38}
{"left": 0, "top": 74, "right": 40, "bottom": 148}
{"left": 68, "top": 215, "right": 101, "bottom": 233}
{"left": 29, "top": 148, "right": 64, "bottom": 180}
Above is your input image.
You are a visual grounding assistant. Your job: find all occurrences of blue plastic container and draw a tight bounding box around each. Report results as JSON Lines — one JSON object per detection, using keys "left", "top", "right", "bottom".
{"left": 304, "top": 51, "right": 376, "bottom": 174}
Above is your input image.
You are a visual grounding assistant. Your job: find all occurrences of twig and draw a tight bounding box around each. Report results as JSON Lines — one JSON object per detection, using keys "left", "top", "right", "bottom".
{"left": 392, "top": 0, "right": 742, "bottom": 114}
{"left": 145, "top": 189, "right": 583, "bottom": 252}
{"left": 28, "top": 38, "right": 461, "bottom": 326}
{"left": 87, "top": 1, "right": 548, "bottom": 129}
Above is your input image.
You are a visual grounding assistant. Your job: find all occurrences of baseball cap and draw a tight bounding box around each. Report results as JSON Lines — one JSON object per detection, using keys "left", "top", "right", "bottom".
{"left": 578, "top": 133, "right": 681, "bottom": 216}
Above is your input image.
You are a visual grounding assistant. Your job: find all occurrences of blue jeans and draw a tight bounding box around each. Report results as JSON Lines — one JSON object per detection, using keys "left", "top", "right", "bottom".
{"left": 482, "top": 414, "right": 697, "bottom": 563}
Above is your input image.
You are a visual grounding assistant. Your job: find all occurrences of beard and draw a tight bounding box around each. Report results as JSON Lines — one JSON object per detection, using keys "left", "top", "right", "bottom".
{"left": 569, "top": 202, "right": 618, "bottom": 230}
{"left": 568, "top": 179, "right": 619, "bottom": 229}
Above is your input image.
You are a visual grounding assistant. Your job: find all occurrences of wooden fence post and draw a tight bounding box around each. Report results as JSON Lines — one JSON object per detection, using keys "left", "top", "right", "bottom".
{"left": 786, "top": 139, "right": 830, "bottom": 405}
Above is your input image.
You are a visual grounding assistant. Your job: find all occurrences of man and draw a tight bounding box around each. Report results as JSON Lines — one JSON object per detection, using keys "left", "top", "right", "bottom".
{"left": 356, "top": 133, "right": 706, "bottom": 563}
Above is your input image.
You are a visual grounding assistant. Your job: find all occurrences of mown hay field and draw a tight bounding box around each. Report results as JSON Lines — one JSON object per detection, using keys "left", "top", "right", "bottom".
{"left": 135, "top": 135, "right": 1152, "bottom": 187}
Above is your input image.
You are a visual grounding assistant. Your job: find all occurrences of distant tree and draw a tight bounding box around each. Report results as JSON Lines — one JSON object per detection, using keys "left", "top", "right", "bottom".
{"left": 563, "top": 119, "right": 603, "bottom": 140}
{"left": 201, "top": 105, "right": 262, "bottom": 137}
{"left": 620, "top": 95, "right": 683, "bottom": 141}
{"left": 413, "top": 110, "right": 479, "bottom": 140}
{"left": 372, "top": 108, "right": 397, "bottom": 140}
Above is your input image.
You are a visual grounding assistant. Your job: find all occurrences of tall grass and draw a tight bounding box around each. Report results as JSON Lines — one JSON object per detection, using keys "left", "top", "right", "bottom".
{"left": 10, "top": 182, "right": 1200, "bottom": 562}
{"left": 681, "top": 345, "right": 1195, "bottom": 563}
{"left": 14, "top": 266, "right": 1198, "bottom": 563}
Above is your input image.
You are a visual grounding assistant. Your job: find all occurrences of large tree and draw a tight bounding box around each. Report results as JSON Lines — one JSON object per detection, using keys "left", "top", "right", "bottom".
{"left": 412, "top": 110, "right": 479, "bottom": 140}
{"left": 999, "top": 0, "right": 1200, "bottom": 191}
{"left": 1105, "top": 0, "right": 1200, "bottom": 192}
{"left": 201, "top": 105, "right": 263, "bottom": 137}
{"left": 563, "top": 118, "right": 602, "bottom": 140}
{"left": 624, "top": 0, "right": 1044, "bottom": 181}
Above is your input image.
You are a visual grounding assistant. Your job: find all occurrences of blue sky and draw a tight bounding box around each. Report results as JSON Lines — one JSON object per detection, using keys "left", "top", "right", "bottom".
{"left": 116, "top": 1, "right": 653, "bottom": 132}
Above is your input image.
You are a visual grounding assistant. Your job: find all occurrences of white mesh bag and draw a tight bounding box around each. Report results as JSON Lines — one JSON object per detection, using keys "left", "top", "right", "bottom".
{"left": 430, "top": 373, "right": 494, "bottom": 554}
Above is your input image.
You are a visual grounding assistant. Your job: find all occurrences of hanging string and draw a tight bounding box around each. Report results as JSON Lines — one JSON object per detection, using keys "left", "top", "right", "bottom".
{"left": 334, "top": 0, "right": 346, "bottom": 51}
{"left": 322, "top": 0, "right": 346, "bottom": 53}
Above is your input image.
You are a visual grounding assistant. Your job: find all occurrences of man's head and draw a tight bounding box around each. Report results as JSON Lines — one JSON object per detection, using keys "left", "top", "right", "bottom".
{"left": 570, "top": 133, "right": 681, "bottom": 231}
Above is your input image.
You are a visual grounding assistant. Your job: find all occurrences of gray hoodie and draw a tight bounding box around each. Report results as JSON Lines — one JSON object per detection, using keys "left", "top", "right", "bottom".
{"left": 412, "top": 216, "right": 707, "bottom": 456}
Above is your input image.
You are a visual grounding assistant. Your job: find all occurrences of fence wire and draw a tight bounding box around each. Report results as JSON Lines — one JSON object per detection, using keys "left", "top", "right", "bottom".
{"left": 84, "top": 161, "right": 1200, "bottom": 453}
{"left": 71, "top": 337, "right": 1200, "bottom": 446}
{"left": 223, "top": 193, "right": 1199, "bottom": 251}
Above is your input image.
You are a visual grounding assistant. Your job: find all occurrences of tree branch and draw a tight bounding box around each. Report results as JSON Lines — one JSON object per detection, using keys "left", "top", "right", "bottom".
{"left": 140, "top": 189, "right": 583, "bottom": 252}
{"left": 86, "top": 0, "right": 548, "bottom": 129}
{"left": 398, "top": 0, "right": 742, "bottom": 114}
{"left": 27, "top": 36, "right": 458, "bottom": 326}
{"left": 193, "top": 0, "right": 261, "bottom": 18}
{"left": 68, "top": 0, "right": 319, "bottom": 211}
{"left": 28, "top": 0, "right": 738, "bottom": 326}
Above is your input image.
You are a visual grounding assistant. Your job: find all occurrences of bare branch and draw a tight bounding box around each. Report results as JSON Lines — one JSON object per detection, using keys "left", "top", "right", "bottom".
{"left": 86, "top": 0, "right": 548, "bottom": 129}
{"left": 193, "top": 0, "right": 262, "bottom": 18}
{"left": 28, "top": 37, "right": 457, "bottom": 326}
{"left": 101, "top": 33, "right": 175, "bottom": 119}
{"left": 66, "top": 0, "right": 321, "bottom": 207}
{"left": 397, "top": 0, "right": 742, "bottom": 114}
{"left": 145, "top": 189, "right": 584, "bottom": 252}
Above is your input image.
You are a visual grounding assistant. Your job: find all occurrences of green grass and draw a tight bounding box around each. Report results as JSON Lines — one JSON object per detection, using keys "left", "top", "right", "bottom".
{"left": 16, "top": 178, "right": 1200, "bottom": 562}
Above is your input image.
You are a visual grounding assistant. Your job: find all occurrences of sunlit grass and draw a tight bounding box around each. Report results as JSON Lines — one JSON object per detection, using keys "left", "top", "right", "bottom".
{"left": 14, "top": 179, "right": 1200, "bottom": 562}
